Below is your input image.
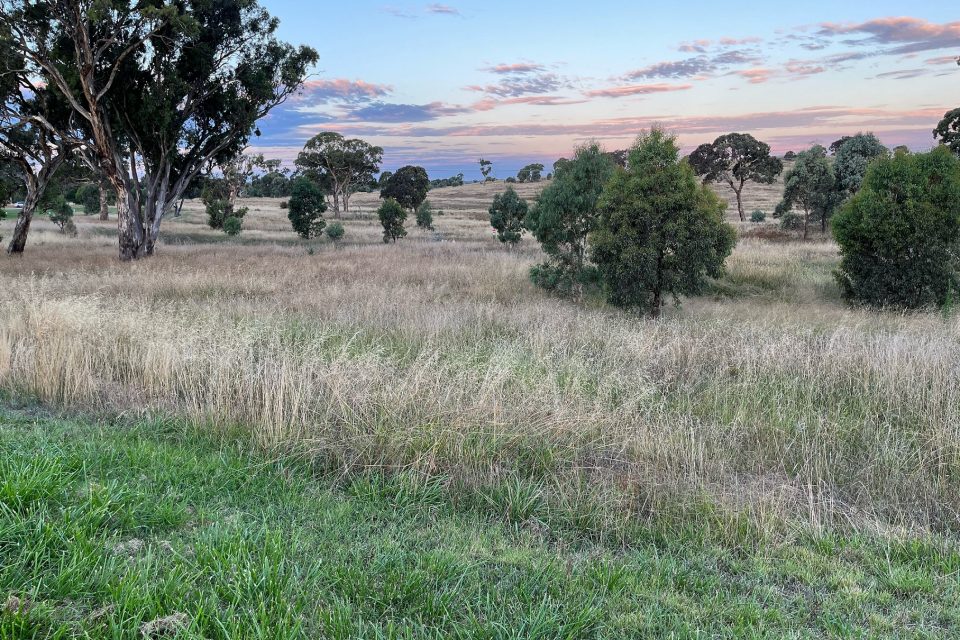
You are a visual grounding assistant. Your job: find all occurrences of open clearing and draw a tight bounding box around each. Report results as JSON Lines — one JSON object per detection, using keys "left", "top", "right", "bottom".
{"left": 2, "top": 179, "right": 960, "bottom": 637}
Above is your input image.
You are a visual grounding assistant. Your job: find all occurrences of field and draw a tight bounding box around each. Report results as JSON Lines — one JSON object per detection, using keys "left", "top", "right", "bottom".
{"left": 2, "top": 178, "right": 960, "bottom": 637}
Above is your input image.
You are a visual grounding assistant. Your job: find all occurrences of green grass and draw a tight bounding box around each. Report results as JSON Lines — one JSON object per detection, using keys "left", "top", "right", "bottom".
{"left": 2, "top": 407, "right": 959, "bottom": 638}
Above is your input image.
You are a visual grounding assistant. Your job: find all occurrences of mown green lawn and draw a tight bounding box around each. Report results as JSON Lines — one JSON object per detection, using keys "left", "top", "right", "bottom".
{"left": 1, "top": 407, "right": 958, "bottom": 639}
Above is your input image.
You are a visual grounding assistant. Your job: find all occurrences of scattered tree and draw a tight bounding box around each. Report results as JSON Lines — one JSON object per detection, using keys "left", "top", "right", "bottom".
{"left": 429, "top": 173, "right": 464, "bottom": 189}
{"left": 3, "top": 0, "right": 317, "bottom": 259}
{"left": 688, "top": 133, "right": 783, "bottom": 221}
{"left": 833, "top": 146, "right": 960, "bottom": 309}
{"left": 202, "top": 179, "right": 248, "bottom": 231}
{"left": 416, "top": 200, "right": 435, "bottom": 230}
{"left": 517, "top": 163, "right": 544, "bottom": 183}
{"left": 222, "top": 216, "right": 242, "bottom": 236}
{"left": 934, "top": 108, "right": 960, "bottom": 156}
{"left": 287, "top": 177, "right": 327, "bottom": 239}
{"left": 75, "top": 183, "right": 100, "bottom": 215}
{"left": 296, "top": 133, "right": 383, "bottom": 218}
{"left": 488, "top": 187, "right": 528, "bottom": 244}
{"left": 380, "top": 166, "right": 429, "bottom": 212}
{"left": 592, "top": 128, "right": 735, "bottom": 317}
{"left": 784, "top": 151, "right": 797, "bottom": 161}
{"left": 829, "top": 136, "right": 853, "bottom": 156}
{"left": 378, "top": 198, "right": 407, "bottom": 243}
{"left": 325, "top": 221, "right": 345, "bottom": 244}
{"left": 833, "top": 133, "right": 889, "bottom": 198}
{"left": 776, "top": 145, "right": 837, "bottom": 238}
{"left": 479, "top": 158, "right": 493, "bottom": 181}
{"left": 46, "top": 195, "right": 75, "bottom": 235}
{"left": 526, "top": 142, "right": 615, "bottom": 294}
{"left": 893, "top": 145, "right": 911, "bottom": 156}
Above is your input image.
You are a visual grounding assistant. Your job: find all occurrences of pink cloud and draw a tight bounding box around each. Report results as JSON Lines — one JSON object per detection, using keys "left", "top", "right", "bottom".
{"left": 297, "top": 79, "right": 392, "bottom": 103}
{"left": 484, "top": 63, "right": 546, "bottom": 75}
{"left": 816, "top": 17, "right": 960, "bottom": 55}
{"left": 584, "top": 83, "right": 693, "bottom": 98}
{"left": 733, "top": 68, "right": 774, "bottom": 84}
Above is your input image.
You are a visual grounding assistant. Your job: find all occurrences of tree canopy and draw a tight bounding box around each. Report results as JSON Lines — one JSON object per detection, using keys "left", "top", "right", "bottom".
{"left": 934, "top": 108, "right": 960, "bottom": 156}
{"left": 833, "top": 146, "right": 960, "bottom": 309}
{"left": 592, "top": 129, "right": 735, "bottom": 316}
{"left": 2, "top": 0, "right": 317, "bottom": 259}
{"left": 488, "top": 187, "right": 528, "bottom": 244}
{"left": 380, "top": 166, "right": 429, "bottom": 212}
{"left": 776, "top": 145, "right": 837, "bottom": 238}
{"left": 833, "top": 133, "right": 889, "bottom": 198}
{"left": 687, "top": 133, "right": 783, "bottom": 221}
{"left": 296, "top": 132, "right": 382, "bottom": 218}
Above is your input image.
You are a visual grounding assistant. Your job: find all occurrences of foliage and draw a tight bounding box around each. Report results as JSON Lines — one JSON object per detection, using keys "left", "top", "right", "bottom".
{"left": 832, "top": 146, "right": 960, "bottom": 309}
{"left": 3, "top": 0, "right": 317, "bottom": 258}
{"left": 784, "top": 151, "right": 797, "bottom": 161}
{"left": 592, "top": 128, "right": 736, "bottom": 316}
{"left": 893, "top": 145, "right": 911, "bottom": 156}
{"left": 416, "top": 200, "right": 435, "bottom": 230}
{"left": 829, "top": 137, "right": 853, "bottom": 156}
{"left": 378, "top": 198, "right": 407, "bottom": 243}
{"left": 688, "top": 133, "right": 783, "bottom": 221}
{"left": 46, "top": 196, "right": 74, "bottom": 235}
{"left": 74, "top": 184, "right": 100, "bottom": 215}
{"left": 287, "top": 177, "right": 327, "bottom": 239}
{"left": 488, "top": 187, "right": 528, "bottom": 244}
{"left": 776, "top": 145, "right": 838, "bottom": 237}
{"left": 325, "top": 221, "right": 345, "bottom": 243}
{"left": 202, "top": 180, "right": 247, "bottom": 230}
{"left": 933, "top": 108, "right": 960, "bottom": 156}
{"left": 750, "top": 210, "right": 766, "bottom": 223}
{"left": 296, "top": 133, "right": 383, "bottom": 217}
{"left": 380, "top": 166, "right": 429, "bottom": 212}
{"left": 505, "top": 176, "right": 517, "bottom": 184}
{"left": 223, "top": 216, "right": 242, "bottom": 236}
{"left": 833, "top": 133, "right": 889, "bottom": 198}
{"left": 552, "top": 158, "right": 571, "bottom": 178}
{"left": 526, "top": 143, "right": 615, "bottom": 292}
{"left": 479, "top": 158, "right": 493, "bottom": 180}
{"left": 429, "top": 174, "right": 464, "bottom": 189}
{"left": 517, "top": 164, "right": 544, "bottom": 183}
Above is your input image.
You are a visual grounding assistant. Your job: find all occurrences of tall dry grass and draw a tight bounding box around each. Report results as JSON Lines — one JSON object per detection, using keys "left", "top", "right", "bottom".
{"left": 2, "top": 200, "right": 959, "bottom": 539}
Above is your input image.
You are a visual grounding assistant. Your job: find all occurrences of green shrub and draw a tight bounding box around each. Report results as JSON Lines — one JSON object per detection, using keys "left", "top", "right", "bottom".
{"left": 287, "top": 177, "right": 327, "bottom": 239}
{"left": 779, "top": 211, "right": 803, "bottom": 231}
{"left": 223, "top": 216, "right": 242, "bottom": 236}
{"left": 75, "top": 184, "right": 100, "bottom": 215}
{"left": 325, "top": 221, "right": 345, "bottom": 243}
{"left": 832, "top": 146, "right": 960, "bottom": 309}
{"left": 750, "top": 210, "right": 766, "bottom": 223}
{"left": 280, "top": 200, "right": 288, "bottom": 209}
{"left": 415, "top": 200, "right": 434, "bottom": 231}
{"left": 591, "top": 128, "right": 736, "bottom": 316}
{"left": 488, "top": 187, "right": 528, "bottom": 244}
{"left": 378, "top": 198, "right": 407, "bottom": 243}
{"left": 47, "top": 197, "right": 74, "bottom": 234}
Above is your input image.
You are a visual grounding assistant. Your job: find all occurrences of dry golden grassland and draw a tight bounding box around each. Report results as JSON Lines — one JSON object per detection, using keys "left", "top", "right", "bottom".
{"left": 1, "top": 176, "right": 958, "bottom": 544}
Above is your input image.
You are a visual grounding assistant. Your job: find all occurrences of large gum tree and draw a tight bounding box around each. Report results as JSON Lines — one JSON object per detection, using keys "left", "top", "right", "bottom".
{"left": 2, "top": 0, "right": 316, "bottom": 260}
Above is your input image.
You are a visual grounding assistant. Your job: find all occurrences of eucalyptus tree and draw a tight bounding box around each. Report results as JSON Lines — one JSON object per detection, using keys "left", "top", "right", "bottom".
{"left": 2, "top": 0, "right": 316, "bottom": 260}
{"left": 296, "top": 133, "right": 382, "bottom": 218}
{"left": 688, "top": 133, "right": 783, "bottom": 221}
{"left": 0, "top": 24, "right": 77, "bottom": 255}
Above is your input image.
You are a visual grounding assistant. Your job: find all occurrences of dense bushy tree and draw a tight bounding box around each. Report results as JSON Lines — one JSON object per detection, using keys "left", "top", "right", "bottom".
{"left": 296, "top": 133, "right": 382, "bottom": 218}
{"left": 416, "top": 200, "right": 435, "bottom": 230}
{"left": 893, "top": 145, "right": 911, "bottom": 156}
{"left": 222, "top": 216, "right": 242, "bottom": 236}
{"left": 829, "top": 137, "right": 853, "bottom": 156}
{"left": 429, "top": 173, "right": 464, "bottom": 189}
{"left": 378, "top": 198, "right": 407, "bottom": 243}
{"left": 552, "top": 158, "right": 571, "bottom": 178}
{"left": 784, "top": 151, "right": 797, "bottom": 161}
{"left": 688, "top": 133, "right": 783, "bottom": 221}
{"left": 2, "top": 0, "right": 317, "bottom": 259}
{"left": 833, "top": 146, "right": 960, "bottom": 309}
{"left": 75, "top": 183, "right": 100, "bottom": 214}
{"left": 202, "top": 179, "right": 248, "bottom": 231}
{"left": 380, "top": 166, "right": 429, "bottom": 212}
{"left": 526, "top": 143, "right": 614, "bottom": 294}
{"left": 834, "top": 133, "right": 889, "bottom": 198}
{"left": 517, "top": 163, "right": 544, "bottom": 183}
{"left": 776, "top": 145, "right": 837, "bottom": 238}
{"left": 488, "top": 187, "right": 528, "bottom": 244}
{"left": 592, "top": 129, "right": 735, "bottom": 317}
{"left": 605, "top": 150, "right": 628, "bottom": 168}
{"left": 934, "top": 108, "right": 960, "bottom": 156}
{"left": 287, "top": 177, "right": 327, "bottom": 239}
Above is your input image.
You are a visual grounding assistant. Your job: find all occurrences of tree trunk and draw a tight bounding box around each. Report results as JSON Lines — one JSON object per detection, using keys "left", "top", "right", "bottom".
{"left": 6, "top": 187, "right": 39, "bottom": 256}
{"left": 332, "top": 187, "right": 342, "bottom": 219}
{"left": 99, "top": 183, "right": 109, "bottom": 220}
{"left": 341, "top": 189, "right": 350, "bottom": 218}
{"left": 821, "top": 211, "right": 827, "bottom": 234}
{"left": 114, "top": 179, "right": 146, "bottom": 261}
{"left": 735, "top": 186, "right": 745, "bottom": 221}
{"left": 803, "top": 207, "right": 810, "bottom": 240}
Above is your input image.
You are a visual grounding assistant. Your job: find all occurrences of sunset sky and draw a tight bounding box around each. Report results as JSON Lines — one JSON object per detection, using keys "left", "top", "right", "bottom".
{"left": 252, "top": 1, "right": 959, "bottom": 179}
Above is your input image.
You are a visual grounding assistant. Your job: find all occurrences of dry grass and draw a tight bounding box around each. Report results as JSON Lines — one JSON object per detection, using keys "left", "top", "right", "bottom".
{"left": 2, "top": 182, "right": 958, "bottom": 542}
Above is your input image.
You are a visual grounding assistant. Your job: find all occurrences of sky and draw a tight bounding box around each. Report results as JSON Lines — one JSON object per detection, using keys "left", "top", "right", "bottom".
{"left": 250, "top": 1, "right": 959, "bottom": 180}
